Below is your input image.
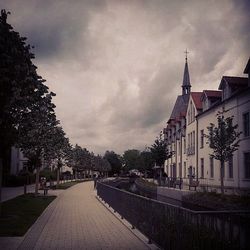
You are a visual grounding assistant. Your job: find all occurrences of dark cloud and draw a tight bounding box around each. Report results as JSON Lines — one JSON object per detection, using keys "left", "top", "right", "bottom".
{"left": 1, "top": 0, "right": 249, "bottom": 154}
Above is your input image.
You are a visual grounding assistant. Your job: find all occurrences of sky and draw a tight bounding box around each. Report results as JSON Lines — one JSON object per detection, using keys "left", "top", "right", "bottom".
{"left": 1, "top": 0, "right": 250, "bottom": 155}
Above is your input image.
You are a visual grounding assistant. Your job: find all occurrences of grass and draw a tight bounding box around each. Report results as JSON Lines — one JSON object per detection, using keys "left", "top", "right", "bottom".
{"left": 137, "top": 178, "right": 157, "bottom": 188}
{"left": 183, "top": 191, "right": 250, "bottom": 210}
{"left": 0, "top": 194, "right": 56, "bottom": 236}
{"left": 55, "top": 180, "right": 86, "bottom": 189}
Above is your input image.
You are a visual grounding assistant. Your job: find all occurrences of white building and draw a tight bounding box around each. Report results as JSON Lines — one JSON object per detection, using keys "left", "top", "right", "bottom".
{"left": 10, "top": 146, "right": 28, "bottom": 175}
{"left": 164, "top": 57, "right": 250, "bottom": 194}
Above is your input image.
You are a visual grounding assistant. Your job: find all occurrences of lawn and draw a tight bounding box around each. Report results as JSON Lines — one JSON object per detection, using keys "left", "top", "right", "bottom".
{"left": 0, "top": 194, "right": 56, "bottom": 236}
{"left": 183, "top": 191, "right": 250, "bottom": 210}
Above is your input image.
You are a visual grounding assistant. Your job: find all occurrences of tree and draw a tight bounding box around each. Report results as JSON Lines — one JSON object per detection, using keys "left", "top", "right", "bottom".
{"left": 139, "top": 150, "right": 154, "bottom": 174}
{"left": 104, "top": 151, "right": 122, "bottom": 175}
{"left": 67, "top": 145, "right": 91, "bottom": 179}
{"left": 206, "top": 111, "right": 241, "bottom": 194}
{"left": 150, "top": 131, "right": 169, "bottom": 167}
{"left": 17, "top": 90, "right": 58, "bottom": 194}
{"left": 43, "top": 126, "right": 71, "bottom": 186}
{"left": 0, "top": 9, "right": 57, "bottom": 202}
{"left": 123, "top": 149, "right": 141, "bottom": 172}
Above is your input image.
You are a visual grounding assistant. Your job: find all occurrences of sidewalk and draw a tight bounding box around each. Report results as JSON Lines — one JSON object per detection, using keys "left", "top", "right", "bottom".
{"left": 1, "top": 184, "right": 35, "bottom": 202}
{"left": 1, "top": 181, "right": 150, "bottom": 249}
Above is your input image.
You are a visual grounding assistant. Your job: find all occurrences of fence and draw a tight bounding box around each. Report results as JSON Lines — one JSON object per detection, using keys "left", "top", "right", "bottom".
{"left": 97, "top": 181, "right": 250, "bottom": 250}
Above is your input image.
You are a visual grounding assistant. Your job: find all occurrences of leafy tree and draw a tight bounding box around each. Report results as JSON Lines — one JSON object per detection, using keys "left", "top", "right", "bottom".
{"left": 206, "top": 111, "right": 241, "bottom": 194}
{"left": 0, "top": 9, "right": 57, "bottom": 200}
{"left": 123, "top": 149, "right": 141, "bottom": 171}
{"left": 139, "top": 150, "right": 154, "bottom": 174}
{"left": 67, "top": 145, "right": 91, "bottom": 178}
{"left": 43, "top": 126, "right": 71, "bottom": 186}
{"left": 92, "top": 155, "right": 111, "bottom": 176}
{"left": 104, "top": 151, "right": 122, "bottom": 175}
{"left": 17, "top": 90, "right": 58, "bottom": 194}
{"left": 150, "top": 131, "right": 169, "bottom": 167}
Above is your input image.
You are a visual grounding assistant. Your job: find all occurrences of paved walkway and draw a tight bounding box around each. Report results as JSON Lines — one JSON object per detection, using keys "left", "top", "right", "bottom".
{"left": 2, "top": 184, "right": 35, "bottom": 202}
{"left": 1, "top": 181, "right": 150, "bottom": 249}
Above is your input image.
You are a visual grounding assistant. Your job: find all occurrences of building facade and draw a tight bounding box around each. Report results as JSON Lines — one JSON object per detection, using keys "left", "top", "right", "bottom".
{"left": 164, "top": 57, "right": 250, "bottom": 194}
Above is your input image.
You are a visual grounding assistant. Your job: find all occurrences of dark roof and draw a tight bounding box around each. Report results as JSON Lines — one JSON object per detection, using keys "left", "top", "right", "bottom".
{"left": 182, "top": 61, "right": 191, "bottom": 87}
{"left": 244, "top": 58, "right": 250, "bottom": 74}
{"left": 203, "top": 90, "right": 222, "bottom": 98}
{"left": 219, "top": 76, "right": 248, "bottom": 90}
{"left": 190, "top": 92, "right": 203, "bottom": 110}
{"left": 201, "top": 90, "right": 222, "bottom": 102}
{"left": 168, "top": 94, "right": 189, "bottom": 124}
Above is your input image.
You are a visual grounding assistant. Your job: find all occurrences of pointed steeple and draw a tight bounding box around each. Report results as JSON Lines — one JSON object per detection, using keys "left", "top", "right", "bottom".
{"left": 182, "top": 49, "right": 191, "bottom": 95}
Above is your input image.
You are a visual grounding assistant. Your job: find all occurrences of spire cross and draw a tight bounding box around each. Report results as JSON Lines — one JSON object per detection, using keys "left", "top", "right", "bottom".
{"left": 184, "top": 49, "right": 189, "bottom": 62}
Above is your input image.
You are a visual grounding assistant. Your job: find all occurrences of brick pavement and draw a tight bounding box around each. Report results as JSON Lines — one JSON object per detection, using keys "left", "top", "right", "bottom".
{"left": 15, "top": 181, "right": 150, "bottom": 249}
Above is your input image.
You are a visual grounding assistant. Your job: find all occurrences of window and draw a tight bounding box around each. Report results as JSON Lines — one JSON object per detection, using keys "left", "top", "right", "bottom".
{"left": 200, "top": 129, "right": 204, "bottom": 148}
{"left": 179, "top": 163, "right": 182, "bottom": 177}
{"left": 243, "top": 112, "right": 250, "bottom": 137}
{"left": 228, "top": 155, "right": 233, "bottom": 179}
{"left": 244, "top": 152, "right": 250, "bottom": 179}
{"left": 184, "top": 139, "right": 186, "bottom": 154}
{"left": 192, "top": 131, "right": 195, "bottom": 153}
{"left": 210, "top": 157, "right": 214, "bottom": 178}
{"left": 200, "top": 158, "right": 204, "bottom": 178}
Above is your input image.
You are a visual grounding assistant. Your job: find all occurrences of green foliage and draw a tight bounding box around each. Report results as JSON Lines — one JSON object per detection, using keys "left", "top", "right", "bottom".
{"left": 104, "top": 151, "right": 122, "bottom": 174}
{"left": 67, "top": 145, "right": 91, "bottom": 172}
{"left": 40, "top": 168, "right": 57, "bottom": 181}
{"left": 92, "top": 154, "right": 111, "bottom": 172}
{"left": 206, "top": 111, "right": 241, "bottom": 194}
{"left": 123, "top": 149, "right": 141, "bottom": 171}
{"left": 150, "top": 131, "right": 170, "bottom": 166}
{"left": 4, "top": 173, "right": 35, "bottom": 187}
{"left": 139, "top": 150, "right": 154, "bottom": 172}
{"left": 206, "top": 112, "right": 241, "bottom": 162}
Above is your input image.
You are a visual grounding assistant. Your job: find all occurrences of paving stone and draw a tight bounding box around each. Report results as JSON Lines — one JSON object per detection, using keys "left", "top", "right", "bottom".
{"left": 15, "top": 181, "right": 150, "bottom": 249}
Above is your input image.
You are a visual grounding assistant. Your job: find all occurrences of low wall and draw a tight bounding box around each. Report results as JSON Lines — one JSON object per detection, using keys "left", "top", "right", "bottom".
{"left": 157, "top": 186, "right": 192, "bottom": 202}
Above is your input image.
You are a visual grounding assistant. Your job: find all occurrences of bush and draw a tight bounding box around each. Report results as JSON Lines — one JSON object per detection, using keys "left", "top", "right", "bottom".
{"left": 40, "top": 168, "right": 57, "bottom": 181}
{"left": 4, "top": 174, "right": 35, "bottom": 187}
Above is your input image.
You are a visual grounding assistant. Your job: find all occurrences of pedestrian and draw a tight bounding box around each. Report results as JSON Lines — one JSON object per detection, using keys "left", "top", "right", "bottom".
{"left": 93, "top": 174, "right": 97, "bottom": 189}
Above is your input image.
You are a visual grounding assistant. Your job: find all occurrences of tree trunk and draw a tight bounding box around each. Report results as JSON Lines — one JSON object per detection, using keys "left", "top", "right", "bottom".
{"left": 56, "top": 167, "right": 60, "bottom": 187}
{"left": 220, "top": 160, "right": 225, "bottom": 194}
{"left": 35, "top": 165, "right": 40, "bottom": 195}
{"left": 0, "top": 158, "right": 3, "bottom": 216}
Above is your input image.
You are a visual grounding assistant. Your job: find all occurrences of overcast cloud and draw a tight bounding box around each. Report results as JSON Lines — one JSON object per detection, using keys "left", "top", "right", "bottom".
{"left": 1, "top": 0, "right": 250, "bottom": 154}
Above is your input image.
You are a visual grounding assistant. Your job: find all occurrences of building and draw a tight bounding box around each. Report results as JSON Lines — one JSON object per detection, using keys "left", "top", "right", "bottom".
{"left": 164, "top": 57, "right": 250, "bottom": 194}
{"left": 164, "top": 54, "right": 191, "bottom": 180}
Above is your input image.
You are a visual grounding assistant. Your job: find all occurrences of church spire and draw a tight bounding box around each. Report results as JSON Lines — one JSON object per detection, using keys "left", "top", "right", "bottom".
{"left": 182, "top": 49, "right": 191, "bottom": 95}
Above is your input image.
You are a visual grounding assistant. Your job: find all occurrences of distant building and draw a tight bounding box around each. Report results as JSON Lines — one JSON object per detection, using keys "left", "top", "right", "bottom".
{"left": 164, "top": 57, "right": 250, "bottom": 194}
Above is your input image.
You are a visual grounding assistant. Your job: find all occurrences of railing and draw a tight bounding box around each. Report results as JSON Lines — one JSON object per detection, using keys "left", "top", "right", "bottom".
{"left": 97, "top": 181, "right": 250, "bottom": 250}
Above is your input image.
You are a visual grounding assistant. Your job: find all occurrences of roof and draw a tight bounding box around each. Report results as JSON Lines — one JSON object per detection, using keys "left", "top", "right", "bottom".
{"left": 243, "top": 58, "right": 250, "bottom": 74}
{"left": 182, "top": 60, "right": 191, "bottom": 87}
{"left": 190, "top": 92, "right": 203, "bottom": 110}
{"left": 168, "top": 94, "right": 189, "bottom": 124}
{"left": 203, "top": 90, "right": 222, "bottom": 98}
{"left": 201, "top": 90, "right": 222, "bottom": 101}
{"left": 218, "top": 76, "right": 248, "bottom": 90}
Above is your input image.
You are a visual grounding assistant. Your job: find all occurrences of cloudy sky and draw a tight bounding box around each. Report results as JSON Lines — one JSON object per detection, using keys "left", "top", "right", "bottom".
{"left": 2, "top": 0, "right": 250, "bottom": 155}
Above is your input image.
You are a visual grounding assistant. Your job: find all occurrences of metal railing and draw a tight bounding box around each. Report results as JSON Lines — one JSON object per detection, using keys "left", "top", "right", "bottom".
{"left": 97, "top": 181, "right": 250, "bottom": 250}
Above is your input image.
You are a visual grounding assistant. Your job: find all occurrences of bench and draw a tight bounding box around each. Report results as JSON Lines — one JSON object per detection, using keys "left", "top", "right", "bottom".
{"left": 174, "top": 178, "right": 183, "bottom": 189}
{"left": 189, "top": 181, "right": 199, "bottom": 191}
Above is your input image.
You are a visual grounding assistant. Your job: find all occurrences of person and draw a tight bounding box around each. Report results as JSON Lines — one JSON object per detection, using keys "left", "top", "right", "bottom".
{"left": 93, "top": 174, "right": 97, "bottom": 189}
{"left": 162, "top": 172, "right": 168, "bottom": 186}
